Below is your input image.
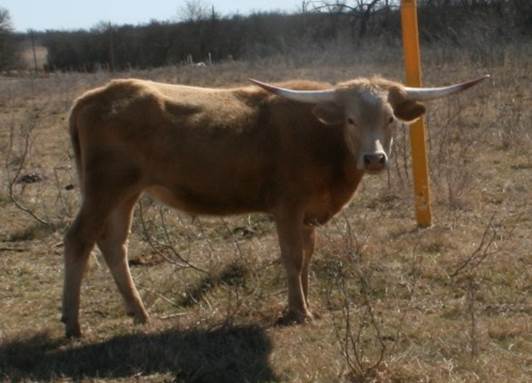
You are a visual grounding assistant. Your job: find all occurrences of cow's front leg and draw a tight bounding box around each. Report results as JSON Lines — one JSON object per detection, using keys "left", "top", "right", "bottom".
{"left": 275, "top": 208, "right": 313, "bottom": 324}
{"left": 302, "top": 224, "right": 316, "bottom": 308}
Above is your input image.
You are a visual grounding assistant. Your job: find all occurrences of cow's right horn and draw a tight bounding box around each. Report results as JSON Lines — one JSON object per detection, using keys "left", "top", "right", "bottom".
{"left": 249, "top": 79, "right": 336, "bottom": 104}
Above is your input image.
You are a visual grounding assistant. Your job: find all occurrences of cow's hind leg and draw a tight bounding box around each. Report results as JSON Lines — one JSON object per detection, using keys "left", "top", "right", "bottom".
{"left": 96, "top": 193, "right": 148, "bottom": 324}
{"left": 62, "top": 156, "right": 141, "bottom": 337}
{"left": 62, "top": 199, "right": 115, "bottom": 337}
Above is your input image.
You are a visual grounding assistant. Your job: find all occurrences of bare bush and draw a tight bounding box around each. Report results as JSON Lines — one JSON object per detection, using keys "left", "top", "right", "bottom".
{"left": 4, "top": 105, "right": 50, "bottom": 226}
{"left": 137, "top": 199, "right": 209, "bottom": 273}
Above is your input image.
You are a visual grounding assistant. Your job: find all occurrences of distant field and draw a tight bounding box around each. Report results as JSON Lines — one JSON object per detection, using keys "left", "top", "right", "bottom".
{"left": 0, "top": 43, "right": 530, "bottom": 382}
{"left": 19, "top": 43, "right": 48, "bottom": 70}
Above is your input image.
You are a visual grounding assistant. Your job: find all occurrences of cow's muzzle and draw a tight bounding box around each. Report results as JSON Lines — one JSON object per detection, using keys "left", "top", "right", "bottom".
{"left": 363, "top": 153, "right": 387, "bottom": 172}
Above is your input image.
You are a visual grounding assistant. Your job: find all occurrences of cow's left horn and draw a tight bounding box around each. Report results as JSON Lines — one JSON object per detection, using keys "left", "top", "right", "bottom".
{"left": 404, "top": 75, "right": 490, "bottom": 101}
{"left": 249, "top": 79, "right": 336, "bottom": 104}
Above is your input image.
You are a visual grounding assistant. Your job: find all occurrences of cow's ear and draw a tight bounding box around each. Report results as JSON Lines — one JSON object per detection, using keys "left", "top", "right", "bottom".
{"left": 388, "top": 86, "right": 426, "bottom": 122}
{"left": 312, "top": 103, "right": 344, "bottom": 125}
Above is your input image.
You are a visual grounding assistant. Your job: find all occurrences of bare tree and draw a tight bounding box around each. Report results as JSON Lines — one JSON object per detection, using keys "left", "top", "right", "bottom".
{"left": 311, "top": 0, "right": 388, "bottom": 38}
{"left": 0, "top": 7, "right": 18, "bottom": 69}
{"left": 178, "top": 0, "right": 212, "bottom": 22}
{"left": 0, "top": 7, "right": 11, "bottom": 31}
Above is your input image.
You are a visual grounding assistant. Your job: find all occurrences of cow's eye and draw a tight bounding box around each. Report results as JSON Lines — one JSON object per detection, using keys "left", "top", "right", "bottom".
{"left": 347, "top": 117, "right": 355, "bottom": 125}
{"left": 388, "top": 116, "right": 394, "bottom": 124}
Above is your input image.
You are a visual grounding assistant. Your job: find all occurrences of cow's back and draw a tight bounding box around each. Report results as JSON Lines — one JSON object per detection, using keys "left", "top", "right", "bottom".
{"left": 78, "top": 79, "right": 278, "bottom": 214}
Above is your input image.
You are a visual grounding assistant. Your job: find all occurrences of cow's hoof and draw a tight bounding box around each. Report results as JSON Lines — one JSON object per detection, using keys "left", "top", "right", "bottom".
{"left": 61, "top": 315, "right": 82, "bottom": 338}
{"left": 126, "top": 305, "right": 149, "bottom": 324}
{"left": 64, "top": 323, "right": 82, "bottom": 338}
{"left": 276, "top": 309, "right": 314, "bottom": 326}
{"left": 132, "top": 312, "right": 149, "bottom": 324}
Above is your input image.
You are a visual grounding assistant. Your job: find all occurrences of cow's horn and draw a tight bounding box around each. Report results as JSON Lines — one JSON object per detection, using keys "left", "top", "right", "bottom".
{"left": 404, "top": 75, "right": 490, "bottom": 101}
{"left": 249, "top": 79, "right": 336, "bottom": 104}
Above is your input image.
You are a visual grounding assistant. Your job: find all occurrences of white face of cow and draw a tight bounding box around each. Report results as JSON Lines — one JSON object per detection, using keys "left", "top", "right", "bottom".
{"left": 312, "top": 84, "right": 424, "bottom": 173}
{"left": 344, "top": 94, "right": 397, "bottom": 172}
{"left": 249, "top": 75, "right": 489, "bottom": 173}
{"left": 337, "top": 88, "right": 400, "bottom": 173}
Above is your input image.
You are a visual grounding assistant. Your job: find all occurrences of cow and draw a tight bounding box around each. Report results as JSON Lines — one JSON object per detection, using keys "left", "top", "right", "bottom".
{"left": 62, "top": 74, "right": 488, "bottom": 337}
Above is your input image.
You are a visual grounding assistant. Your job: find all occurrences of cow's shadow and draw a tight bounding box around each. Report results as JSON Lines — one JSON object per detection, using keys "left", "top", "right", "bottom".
{"left": 0, "top": 324, "right": 276, "bottom": 382}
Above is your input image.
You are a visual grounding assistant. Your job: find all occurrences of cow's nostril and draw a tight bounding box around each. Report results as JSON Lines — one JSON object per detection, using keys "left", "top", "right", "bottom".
{"left": 363, "top": 153, "right": 387, "bottom": 170}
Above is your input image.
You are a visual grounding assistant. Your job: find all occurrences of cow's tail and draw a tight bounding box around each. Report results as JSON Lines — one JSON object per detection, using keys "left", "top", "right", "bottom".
{"left": 68, "top": 99, "right": 84, "bottom": 194}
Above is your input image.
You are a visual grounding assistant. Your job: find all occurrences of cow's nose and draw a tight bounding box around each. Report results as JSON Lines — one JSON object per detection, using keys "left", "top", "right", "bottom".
{"left": 363, "top": 153, "right": 387, "bottom": 171}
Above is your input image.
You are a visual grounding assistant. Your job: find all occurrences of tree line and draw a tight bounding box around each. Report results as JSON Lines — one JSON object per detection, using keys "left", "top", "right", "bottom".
{"left": 0, "top": 0, "right": 530, "bottom": 72}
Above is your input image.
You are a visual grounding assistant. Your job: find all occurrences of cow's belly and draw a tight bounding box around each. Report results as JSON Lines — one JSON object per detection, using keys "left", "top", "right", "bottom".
{"left": 145, "top": 186, "right": 192, "bottom": 211}
{"left": 145, "top": 184, "right": 269, "bottom": 216}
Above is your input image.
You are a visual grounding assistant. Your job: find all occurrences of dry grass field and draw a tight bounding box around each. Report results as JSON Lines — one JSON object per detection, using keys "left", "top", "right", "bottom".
{"left": 0, "top": 42, "right": 531, "bottom": 382}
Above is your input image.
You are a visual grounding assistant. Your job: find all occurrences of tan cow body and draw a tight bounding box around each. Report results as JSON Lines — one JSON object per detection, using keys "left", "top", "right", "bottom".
{"left": 62, "top": 76, "right": 487, "bottom": 337}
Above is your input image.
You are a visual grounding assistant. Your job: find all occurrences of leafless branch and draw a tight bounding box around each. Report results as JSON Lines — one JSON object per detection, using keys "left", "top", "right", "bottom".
{"left": 450, "top": 212, "right": 498, "bottom": 277}
{"left": 137, "top": 200, "right": 208, "bottom": 273}
{"left": 5, "top": 118, "right": 50, "bottom": 226}
{"left": 466, "top": 276, "right": 479, "bottom": 358}
{"left": 327, "top": 214, "right": 387, "bottom": 378}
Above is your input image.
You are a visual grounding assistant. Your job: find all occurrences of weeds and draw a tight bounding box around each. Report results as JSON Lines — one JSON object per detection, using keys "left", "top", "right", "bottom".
{"left": 0, "top": 44, "right": 530, "bottom": 382}
{"left": 4, "top": 110, "right": 50, "bottom": 226}
{"left": 137, "top": 199, "right": 208, "bottom": 273}
{"left": 450, "top": 213, "right": 499, "bottom": 278}
{"left": 6, "top": 222, "right": 55, "bottom": 242}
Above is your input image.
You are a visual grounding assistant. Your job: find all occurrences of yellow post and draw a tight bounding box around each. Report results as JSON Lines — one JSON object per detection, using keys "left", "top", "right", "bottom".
{"left": 400, "top": 0, "right": 432, "bottom": 227}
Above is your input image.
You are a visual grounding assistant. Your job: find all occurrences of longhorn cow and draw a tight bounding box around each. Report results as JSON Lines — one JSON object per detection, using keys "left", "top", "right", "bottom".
{"left": 62, "top": 74, "right": 488, "bottom": 337}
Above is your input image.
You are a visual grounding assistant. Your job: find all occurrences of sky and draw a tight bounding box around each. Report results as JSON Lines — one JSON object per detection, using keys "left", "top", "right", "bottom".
{"left": 2, "top": 0, "right": 305, "bottom": 32}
